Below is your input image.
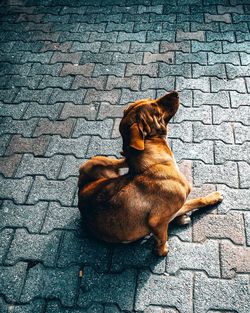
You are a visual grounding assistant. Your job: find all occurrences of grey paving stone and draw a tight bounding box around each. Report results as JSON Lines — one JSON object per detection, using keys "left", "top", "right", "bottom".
{"left": 0, "top": 135, "right": 10, "bottom": 155}
{"left": 112, "top": 52, "right": 143, "bottom": 64}
{"left": 29, "top": 63, "right": 62, "bottom": 76}
{"left": 38, "top": 76, "right": 73, "bottom": 89}
{"left": 72, "top": 76, "right": 106, "bottom": 90}
{"left": 79, "top": 51, "right": 113, "bottom": 65}
{"left": 166, "top": 237, "right": 220, "bottom": 277}
{"left": 234, "top": 124, "right": 250, "bottom": 144}
{"left": 49, "top": 88, "right": 86, "bottom": 104}
{"left": 34, "top": 118, "right": 75, "bottom": 137}
{"left": 6, "top": 75, "right": 43, "bottom": 89}
{"left": 106, "top": 76, "right": 141, "bottom": 91}
{"left": 0, "top": 103, "right": 26, "bottom": 119}
{"left": 236, "top": 31, "right": 250, "bottom": 42}
{"left": 215, "top": 141, "right": 250, "bottom": 164}
{"left": 193, "top": 64, "right": 227, "bottom": 79}
{"left": 216, "top": 184, "right": 250, "bottom": 213}
{"left": 141, "top": 76, "right": 175, "bottom": 91}
{"left": 194, "top": 90, "right": 230, "bottom": 107}
{"left": 193, "top": 211, "right": 245, "bottom": 245}
{"left": 194, "top": 273, "right": 250, "bottom": 313}
{"left": 110, "top": 237, "right": 165, "bottom": 274}
{"left": 73, "top": 119, "right": 113, "bottom": 139}
{"left": 130, "top": 41, "right": 160, "bottom": 53}
{"left": 240, "top": 52, "right": 250, "bottom": 65}
{"left": 101, "top": 42, "right": 130, "bottom": 53}
{"left": 0, "top": 176, "right": 33, "bottom": 204}
{"left": 21, "top": 264, "right": 80, "bottom": 306}
{"left": 147, "top": 30, "right": 175, "bottom": 42}
{"left": 0, "top": 262, "right": 28, "bottom": 302}
{"left": 0, "top": 200, "right": 47, "bottom": 233}
{"left": 223, "top": 41, "right": 250, "bottom": 53}
{"left": 97, "top": 103, "right": 124, "bottom": 120}
{"left": 220, "top": 21, "right": 249, "bottom": 32}
{"left": 168, "top": 122, "right": 192, "bottom": 142}
{"left": 78, "top": 268, "right": 137, "bottom": 311}
{"left": 23, "top": 102, "right": 63, "bottom": 120}
{"left": 117, "top": 31, "right": 146, "bottom": 43}
{"left": 0, "top": 229, "right": 13, "bottom": 263}
{"left": 87, "top": 137, "right": 122, "bottom": 158}
{"left": 177, "top": 30, "right": 205, "bottom": 41}
{"left": 93, "top": 64, "right": 126, "bottom": 77}
{"left": 0, "top": 117, "right": 38, "bottom": 136}
{"left": 84, "top": 89, "right": 121, "bottom": 104}
{"left": 58, "top": 155, "right": 83, "bottom": 179}
{"left": 120, "top": 89, "right": 155, "bottom": 105}
{"left": 0, "top": 154, "right": 22, "bottom": 177}
{"left": 126, "top": 63, "right": 158, "bottom": 77}
{"left": 208, "top": 52, "right": 240, "bottom": 65}
{"left": 172, "top": 140, "right": 214, "bottom": 164}
{"left": 6, "top": 135, "right": 50, "bottom": 157}
{"left": 15, "top": 154, "right": 64, "bottom": 179}
{"left": 176, "top": 77, "right": 210, "bottom": 92}
{"left": 221, "top": 241, "right": 250, "bottom": 279}
{"left": 27, "top": 176, "right": 76, "bottom": 206}
{"left": 213, "top": 106, "right": 250, "bottom": 125}
{"left": 106, "top": 21, "right": 134, "bottom": 32}
{"left": 70, "top": 42, "right": 101, "bottom": 53}
{"left": 239, "top": 162, "right": 250, "bottom": 188}
{"left": 58, "top": 231, "right": 111, "bottom": 272}
{"left": 143, "top": 51, "right": 174, "bottom": 64}
{"left": 207, "top": 31, "right": 235, "bottom": 42}
{"left": 232, "top": 13, "right": 250, "bottom": 23}
{"left": 45, "top": 135, "right": 90, "bottom": 158}
{"left": 135, "top": 271, "right": 192, "bottom": 312}
{"left": 159, "top": 64, "right": 191, "bottom": 78}
{"left": 191, "top": 21, "right": 219, "bottom": 31}
{"left": 60, "top": 63, "right": 94, "bottom": 77}
{"left": 174, "top": 105, "right": 212, "bottom": 124}
{"left": 176, "top": 52, "right": 207, "bottom": 65}
{"left": 14, "top": 88, "right": 52, "bottom": 104}
{"left": 193, "top": 122, "right": 234, "bottom": 143}
{"left": 41, "top": 202, "right": 80, "bottom": 233}
{"left": 192, "top": 41, "right": 222, "bottom": 53}
{"left": 6, "top": 229, "right": 61, "bottom": 266}
{"left": 60, "top": 103, "right": 98, "bottom": 120}
{"left": 193, "top": 161, "right": 238, "bottom": 188}
{"left": 226, "top": 64, "right": 250, "bottom": 79}
{"left": 211, "top": 77, "right": 246, "bottom": 93}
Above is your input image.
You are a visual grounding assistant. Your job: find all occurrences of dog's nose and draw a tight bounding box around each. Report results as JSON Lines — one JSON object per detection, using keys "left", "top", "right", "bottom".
{"left": 171, "top": 91, "right": 179, "bottom": 98}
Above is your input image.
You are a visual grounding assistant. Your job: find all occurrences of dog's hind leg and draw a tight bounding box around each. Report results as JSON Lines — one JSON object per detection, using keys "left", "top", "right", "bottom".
{"left": 174, "top": 191, "right": 223, "bottom": 221}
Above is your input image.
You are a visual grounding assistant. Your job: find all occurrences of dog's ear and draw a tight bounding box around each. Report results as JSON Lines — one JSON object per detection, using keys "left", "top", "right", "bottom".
{"left": 129, "top": 123, "right": 144, "bottom": 150}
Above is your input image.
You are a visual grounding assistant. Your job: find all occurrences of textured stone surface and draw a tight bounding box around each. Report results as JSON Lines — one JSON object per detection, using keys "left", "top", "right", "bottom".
{"left": 194, "top": 273, "right": 250, "bottom": 313}
{"left": 220, "top": 241, "right": 250, "bottom": 278}
{"left": 166, "top": 237, "right": 220, "bottom": 277}
{"left": 1, "top": 1, "right": 250, "bottom": 312}
{"left": 21, "top": 264, "right": 80, "bottom": 306}
{"left": 135, "top": 271, "right": 193, "bottom": 312}
{"left": 78, "top": 268, "right": 137, "bottom": 311}
{"left": 6, "top": 229, "right": 61, "bottom": 266}
{"left": 193, "top": 212, "right": 245, "bottom": 245}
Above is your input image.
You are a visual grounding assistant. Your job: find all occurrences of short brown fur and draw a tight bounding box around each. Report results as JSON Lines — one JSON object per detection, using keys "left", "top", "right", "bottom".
{"left": 78, "top": 91, "right": 223, "bottom": 256}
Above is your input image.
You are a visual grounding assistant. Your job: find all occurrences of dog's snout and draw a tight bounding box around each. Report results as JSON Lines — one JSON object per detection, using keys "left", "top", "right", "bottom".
{"left": 171, "top": 91, "right": 179, "bottom": 98}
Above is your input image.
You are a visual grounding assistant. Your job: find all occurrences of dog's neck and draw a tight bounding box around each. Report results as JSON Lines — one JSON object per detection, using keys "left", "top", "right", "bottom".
{"left": 126, "top": 136, "right": 176, "bottom": 175}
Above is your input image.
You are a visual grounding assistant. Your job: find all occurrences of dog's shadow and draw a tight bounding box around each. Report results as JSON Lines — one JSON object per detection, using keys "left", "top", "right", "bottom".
{"left": 53, "top": 204, "right": 216, "bottom": 311}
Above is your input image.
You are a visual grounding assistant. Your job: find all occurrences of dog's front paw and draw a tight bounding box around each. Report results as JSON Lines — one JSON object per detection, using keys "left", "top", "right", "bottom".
{"left": 157, "top": 242, "right": 169, "bottom": 257}
{"left": 211, "top": 191, "right": 224, "bottom": 203}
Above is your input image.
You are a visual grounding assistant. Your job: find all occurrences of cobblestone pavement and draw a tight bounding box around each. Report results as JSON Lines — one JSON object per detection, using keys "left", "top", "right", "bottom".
{"left": 0, "top": 0, "right": 250, "bottom": 312}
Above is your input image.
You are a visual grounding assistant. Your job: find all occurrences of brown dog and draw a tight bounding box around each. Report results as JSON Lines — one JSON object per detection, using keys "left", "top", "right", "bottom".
{"left": 78, "top": 91, "right": 223, "bottom": 256}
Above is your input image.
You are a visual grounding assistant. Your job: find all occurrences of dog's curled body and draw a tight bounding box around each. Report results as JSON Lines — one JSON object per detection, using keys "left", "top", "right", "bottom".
{"left": 78, "top": 91, "right": 223, "bottom": 256}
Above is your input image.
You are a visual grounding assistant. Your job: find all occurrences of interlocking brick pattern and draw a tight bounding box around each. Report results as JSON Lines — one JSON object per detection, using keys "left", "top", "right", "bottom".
{"left": 0, "top": 1, "right": 249, "bottom": 312}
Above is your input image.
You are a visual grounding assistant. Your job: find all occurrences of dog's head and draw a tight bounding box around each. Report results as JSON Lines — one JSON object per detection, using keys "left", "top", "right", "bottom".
{"left": 119, "top": 91, "right": 179, "bottom": 153}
